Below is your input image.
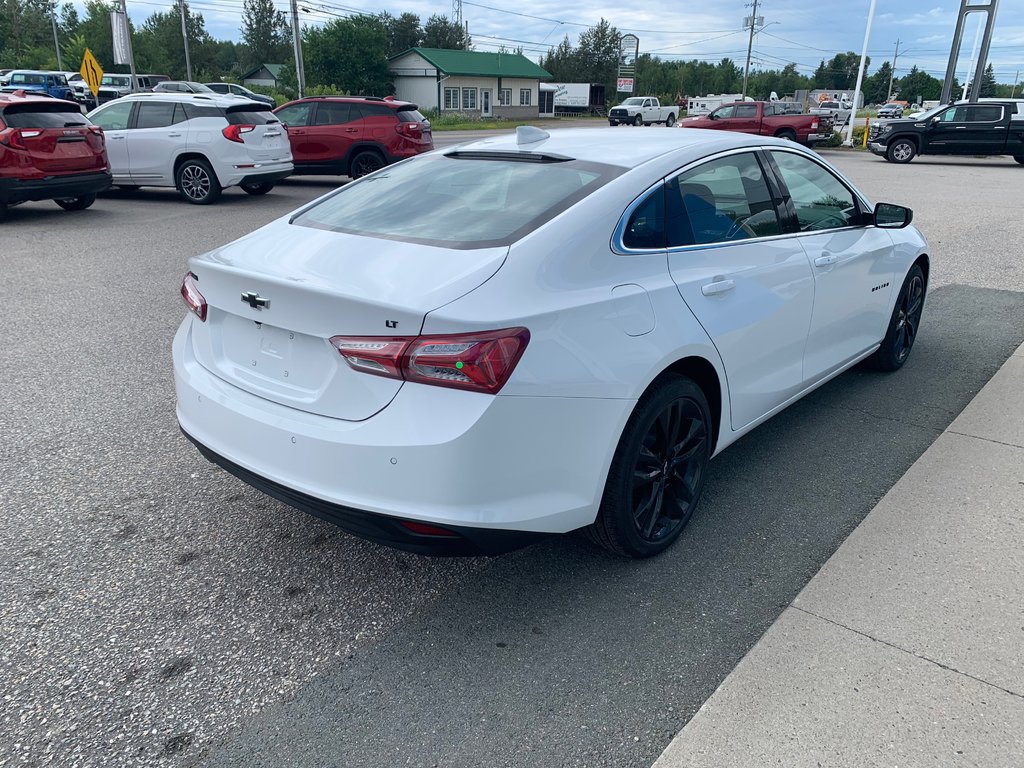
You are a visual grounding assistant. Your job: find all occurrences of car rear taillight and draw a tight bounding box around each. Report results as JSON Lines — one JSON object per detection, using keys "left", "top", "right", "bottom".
{"left": 811, "top": 118, "right": 819, "bottom": 130}
{"left": 396, "top": 122, "right": 422, "bottom": 139}
{"left": 398, "top": 520, "right": 459, "bottom": 537}
{"left": 86, "top": 125, "right": 104, "bottom": 146}
{"left": 0, "top": 128, "right": 38, "bottom": 149}
{"left": 330, "top": 328, "right": 530, "bottom": 395}
{"left": 181, "top": 271, "right": 207, "bottom": 321}
{"left": 222, "top": 124, "right": 255, "bottom": 143}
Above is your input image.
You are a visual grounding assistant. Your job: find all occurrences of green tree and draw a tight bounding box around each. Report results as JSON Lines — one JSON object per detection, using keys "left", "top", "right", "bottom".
{"left": 381, "top": 11, "right": 421, "bottom": 56}
{"left": 863, "top": 60, "right": 893, "bottom": 104}
{"left": 897, "top": 65, "right": 941, "bottom": 103}
{"left": 241, "top": 0, "right": 289, "bottom": 70}
{"left": 303, "top": 14, "right": 391, "bottom": 94}
{"left": 978, "top": 63, "right": 997, "bottom": 98}
{"left": 421, "top": 14, "right": 468, "bottom": 49}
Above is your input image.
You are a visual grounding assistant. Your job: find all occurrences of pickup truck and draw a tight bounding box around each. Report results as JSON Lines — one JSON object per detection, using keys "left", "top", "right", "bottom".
{"left": 868, "top": 99, "right": 1024, "bottom": 164}
{"left": 679, "top": 101, "right": 833, "bottom": 146}
{"left": 810, "top": 99, "right": 853, "bottom": 128}
{"left": 608, "top": 97, "right": 677, "bottom": 127}
{"left": 0, "top": 70, "right": 75, "bottom": 102}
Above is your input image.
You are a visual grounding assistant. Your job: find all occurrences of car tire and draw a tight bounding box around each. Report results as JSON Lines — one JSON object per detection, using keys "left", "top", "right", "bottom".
{"left": 869, "top": 264, "right": 926, "bottom": 372}
{"left": 586, "top": 374, "right": 712, "bottom": 558}
{"left": 176, "top": 159, "right": 221, "bottom": 205}
{"left": 633, "top": 114, "right": 643, "bottom": 126}
{"left": 886, "top": 139, "right": 916, "bottom": 164}
{"left": 349, "top": 150, "right": 385, "bottom": 179}
{"left": 1014, "top": 155, "right": 1024, "bottom": 165}
{"left": 775, "top": 129, "right": 797, "bottom": 142}
{"left": 240, "top": 181, "right": 275, "bottom": 195}
{"left": 55, "top": 194, "right": 96, "bottom": 211}
{"left": 665, "top": 113, "right": 676, "bottom": 127}
{"left": 609, "top": 120, "right": 618, "bottom": 126}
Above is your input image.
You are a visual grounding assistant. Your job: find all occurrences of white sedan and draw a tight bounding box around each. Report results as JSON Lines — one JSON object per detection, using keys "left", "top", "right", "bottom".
{"left": 173, "top": 127, "right": 929, "bottom": 558}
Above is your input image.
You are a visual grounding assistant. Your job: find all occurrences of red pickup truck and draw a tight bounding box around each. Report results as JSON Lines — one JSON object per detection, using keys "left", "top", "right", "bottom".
{"left": 680, "top": 101, "right": 833, "bottom": 146}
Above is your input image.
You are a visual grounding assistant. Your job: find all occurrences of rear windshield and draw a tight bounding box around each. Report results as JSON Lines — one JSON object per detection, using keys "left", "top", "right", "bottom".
{"left": 397, "top": 108, "right": 427, "bottom": 123}
{"left": 2, "top": 103, "right": 89, "bottom": 128}
{"left": 293, "top": 154, "right": 620, "bottom": 249}
{"left": 101, "top": 75, "right": 131, "bottom": 86}
{"left": 225, "top": 105, "right": 278, "bottom": 124}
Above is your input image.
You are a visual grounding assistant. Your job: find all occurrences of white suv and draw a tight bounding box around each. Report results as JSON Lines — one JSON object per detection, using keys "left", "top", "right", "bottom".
{"left": 87, "top": 93, "right": 293, "bottom": 204}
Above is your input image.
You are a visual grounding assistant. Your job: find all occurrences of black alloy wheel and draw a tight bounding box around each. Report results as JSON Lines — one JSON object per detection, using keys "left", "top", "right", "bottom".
{"left": 349, "top": 150, "right": 385, "bottom": 179}
{"left": 886, "top": 139, "right": 916, "bottom": 164}
{"left": 588, "top": 375, "right": 712, "bottom": 558}
{"left": 870, "top": 264, "right": 926, "bottom": 371}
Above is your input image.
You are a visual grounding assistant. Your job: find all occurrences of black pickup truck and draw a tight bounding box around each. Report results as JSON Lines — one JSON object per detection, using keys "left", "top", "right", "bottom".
{"left": 868, "top": 99, "right": 1024, "bottom": 164}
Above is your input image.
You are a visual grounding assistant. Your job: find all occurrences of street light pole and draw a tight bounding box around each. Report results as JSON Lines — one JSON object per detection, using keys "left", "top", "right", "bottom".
{"left": 179, "top": 0, "right": 193, "bottom": 81}
{"left": 843, "top": 0, "right": 876, "bottom": 147}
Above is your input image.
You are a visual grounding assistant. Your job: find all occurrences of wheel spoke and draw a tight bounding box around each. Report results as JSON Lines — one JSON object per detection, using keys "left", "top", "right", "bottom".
{"left": 672, "top": 418, "right": 707, "bottom": 463}
{"left": 641, "top": 481, "right": 666, "bottom": 539}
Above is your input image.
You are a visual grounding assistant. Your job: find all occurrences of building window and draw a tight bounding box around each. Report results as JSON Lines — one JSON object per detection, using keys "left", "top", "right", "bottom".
{"left": 462, "top": 88, "right": 477, "bottom": 110}
{"left": 498, "top": 88, "right": 512, "bottom": 106}
{"left": 443, "top": 87, "right": 460, "bottom": 110}
{"left": 520, "top": 88, "right": 532, "bottom": 106}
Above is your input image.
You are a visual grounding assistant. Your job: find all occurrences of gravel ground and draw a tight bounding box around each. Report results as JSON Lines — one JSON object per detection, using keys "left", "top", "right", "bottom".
{"left": 1, "top": 141, "right": 1022, "bottom": 767}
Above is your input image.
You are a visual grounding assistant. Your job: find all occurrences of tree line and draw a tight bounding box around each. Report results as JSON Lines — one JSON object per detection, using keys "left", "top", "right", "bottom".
{"left": 0, "top": 2, "right": 1013, "bottom": 103}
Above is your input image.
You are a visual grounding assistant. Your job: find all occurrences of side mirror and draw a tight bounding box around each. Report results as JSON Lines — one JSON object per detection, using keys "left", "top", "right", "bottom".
{"left": 709, "top": 113, "right": 718, "bottom": 120}
{"left": 930, "top": 116, "right": 941, "bottom": 125}
{"left": 874, "top": 202, "right": 913, "bottom": 229}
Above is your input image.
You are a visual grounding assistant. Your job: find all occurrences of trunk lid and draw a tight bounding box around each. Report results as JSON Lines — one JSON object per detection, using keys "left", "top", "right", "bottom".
{"left": 187, "top": 218, "right": 507, "bottom": 421}
{"left": 1, "top": 102, "right": 104, "bottom": 174}
{"left": 225, "top": 103, "right": 291, "bottom": 162}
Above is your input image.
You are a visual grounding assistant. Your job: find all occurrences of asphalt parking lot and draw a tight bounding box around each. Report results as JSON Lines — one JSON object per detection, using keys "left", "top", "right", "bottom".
{"left": 2, "top": 144, "right": 1024, "bottom": 768}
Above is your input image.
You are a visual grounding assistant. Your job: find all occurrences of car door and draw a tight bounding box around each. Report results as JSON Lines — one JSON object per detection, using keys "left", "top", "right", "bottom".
{"left": 731, "top": 103, "right": 760, "bottom": 134}
{"left": 924, "top": 105, "right": 967, "bottom": 153}
{"left": 307, "top": 101, "right": 358, "bottom": 166}
{"left": 274, "top": 102, "right": 315, "bottom": 163}
{"left": 765, "top": 148, "right": 896, "bottom": 382}
{"left": 706, "top": 105, "right": 737, "bottom": 131}
{"left": 953, "top": 104, "right": 1007, "bottom": 154}
{"left": 663, "top": 150, "right": 816, "bottom": 429}
{"left": 88, "top": 99, "right": 134, "bottom": 183}
{"left": 125, "top": 100, "right": 186, "bottom": 185}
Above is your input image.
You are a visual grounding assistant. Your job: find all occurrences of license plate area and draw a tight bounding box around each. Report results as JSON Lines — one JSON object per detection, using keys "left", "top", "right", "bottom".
{"left": 215, "top": 313, "right": 333, "bottom": 397}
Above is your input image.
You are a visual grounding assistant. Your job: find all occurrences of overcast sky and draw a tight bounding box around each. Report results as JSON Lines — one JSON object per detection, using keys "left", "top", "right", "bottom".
{"left": 115, "top": 0, "right": 1024, "bottom": 84}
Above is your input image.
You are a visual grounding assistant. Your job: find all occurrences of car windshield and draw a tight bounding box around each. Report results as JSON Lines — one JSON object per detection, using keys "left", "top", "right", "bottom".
{"left": 101, "top": 75, "right": 130, "bottom": 86}
{"left": 11, "top": 73, "right": 47, "bottom": 85}
{"left": 914, "top": 105, "right": 947, "bottom": 120}
{"left": 621, "top": 98, "right": 645, "bottom": 106}
{"left": 293, "top": 154, "right": 621, "bottom": 249}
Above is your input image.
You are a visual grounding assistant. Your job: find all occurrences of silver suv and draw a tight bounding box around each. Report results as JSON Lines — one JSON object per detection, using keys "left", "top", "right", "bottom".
{"left": 88, "top": 92, "right": 293, "bottom": 204}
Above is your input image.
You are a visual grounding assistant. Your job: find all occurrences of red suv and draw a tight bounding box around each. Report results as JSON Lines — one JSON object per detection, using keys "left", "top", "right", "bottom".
{"left": 0, "top": 91, "right": 111, "bottom": 219}
{"left": 273, "top": 96, "right": 432, "bottom": 178}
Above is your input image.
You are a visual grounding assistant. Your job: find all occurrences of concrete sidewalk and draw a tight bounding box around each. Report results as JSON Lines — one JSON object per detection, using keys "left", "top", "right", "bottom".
{"left": 654, "top": 341, "right": 1024, "bottom": 768}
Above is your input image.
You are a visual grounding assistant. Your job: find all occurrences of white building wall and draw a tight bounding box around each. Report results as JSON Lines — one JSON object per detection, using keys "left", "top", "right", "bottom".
{"left": 393, "top": 76, "right": 438, "bottom": 110}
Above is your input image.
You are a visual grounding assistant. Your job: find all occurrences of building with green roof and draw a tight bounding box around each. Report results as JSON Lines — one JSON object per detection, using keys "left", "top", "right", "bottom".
{"left": 389, "top": 47, "right": 552, "bottom": 119}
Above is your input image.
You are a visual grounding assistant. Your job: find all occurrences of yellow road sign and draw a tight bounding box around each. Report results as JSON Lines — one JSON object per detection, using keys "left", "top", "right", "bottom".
{"left": 80, "top": 49, "right": 103, "bottom": 98}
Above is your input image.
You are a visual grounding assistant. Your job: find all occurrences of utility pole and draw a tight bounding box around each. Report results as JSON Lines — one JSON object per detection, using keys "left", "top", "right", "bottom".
{"left": 179, "top": 0, "right": 193, "bottom": 81}
{"left": 741, "top": 0, "right": 761, "bottom": 100}
{"left": 50, "top": 2, "right": 63, "bottom": 70}
{"left": 289, "top": 0, "right": 306, "bottom": 98}
{"left": 886, "top": 38, "right": 900, "bottom": 101}
{"left": 1011, "top": 70, "right": 1019, "bottom": 98}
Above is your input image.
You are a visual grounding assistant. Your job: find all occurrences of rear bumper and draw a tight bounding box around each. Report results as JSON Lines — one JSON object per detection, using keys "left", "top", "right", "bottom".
{"left": 239, "top": 168, "right": 292, "bottom": 187}
{"left": 218, "top": 160, "right": 293, "bottom": 189}
{"left": 0, "top": 170, "right": 111, "bottom": 205}
{"left": 173, "top": 317, "right": 631, "bottom": 548}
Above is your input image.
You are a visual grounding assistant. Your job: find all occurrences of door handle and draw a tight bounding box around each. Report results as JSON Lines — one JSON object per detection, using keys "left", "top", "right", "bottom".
{"left": 953, "top": 126, "right": 967, "bottom": 129}
{"left": 109, "top": 135, "right": 125, "bottom": 139}
{"left": 167, "top": 133, "right": 182, "bottom": 137}
{"left": 701, "top": 279, "right": 735, "bottom": 296}
{"left": 814, "top": 254, "right": 839, "bottom": 267}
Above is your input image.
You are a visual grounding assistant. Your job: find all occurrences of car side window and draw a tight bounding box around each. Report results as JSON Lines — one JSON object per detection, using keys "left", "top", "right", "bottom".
{"left": 276, "top": 103, "right": 312, "bottom": 127}
{"left": 735, "top": 104, "right": 757, "bottom": 118}
{"left": 713, "top": 105, "right": 735, "bottom": 119}
{"left": 135, "top": 101, "right": 183, "bottom": 129}
{"left": 314, "top": 102, "right": 352, "bottom": 125}
{"left": 623, "top": 184, "right": 666, "bottom": 249}
{"left": 937, "top": 107, "right": 964, "bottom": 123}
{"left": 966, "top": 105, "right": 1002, "bottom": 122}
{"left": 770, "top": 151, "right": 859, "bottom": 232}
{"left": 666, "top": 153, "right": 780, "bottom": 247}
{"left": 91, "top": 101, "right": 133, "bottom": 131}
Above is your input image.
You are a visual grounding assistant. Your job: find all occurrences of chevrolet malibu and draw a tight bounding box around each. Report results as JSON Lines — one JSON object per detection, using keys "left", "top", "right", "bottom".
{"left": 173, "top": 127, "right": 929, "bottom": 558}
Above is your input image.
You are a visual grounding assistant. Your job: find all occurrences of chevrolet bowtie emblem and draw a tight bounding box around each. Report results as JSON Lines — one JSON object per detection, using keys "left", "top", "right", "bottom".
{"left": 241, "top": 291, "right": 270, "bottom": 310}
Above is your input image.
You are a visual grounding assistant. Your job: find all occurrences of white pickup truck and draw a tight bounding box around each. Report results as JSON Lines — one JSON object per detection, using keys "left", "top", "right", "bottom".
{"left": 608, "top": 97, "right": 677, "bottom": 127}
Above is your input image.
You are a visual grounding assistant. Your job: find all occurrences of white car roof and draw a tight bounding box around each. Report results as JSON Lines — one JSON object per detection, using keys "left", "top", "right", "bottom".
{"left": 449, "top": 127, "right": 801, "bottom": 170}
{"left": 115, "top": 92, "right": 266, "bottom": 108}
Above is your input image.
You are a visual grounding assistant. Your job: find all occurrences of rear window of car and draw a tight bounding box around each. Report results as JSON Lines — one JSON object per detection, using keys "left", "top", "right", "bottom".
{"left": 11, "top": 73, "right": 47, "bottom": 85}
{"left": 293, "top": 154, "right": 621, "bottom": 249}
{"left": 1, "top": 103, "right": 89, "bottom": 128}
{"left": 397, "top": 108, "right": 427, "bottom": 123}
{"left": 180, "top": 103, "right": 225, "bottom": 121}
{"left": 225, "top": 105, "right": 278, "bottom": 124}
